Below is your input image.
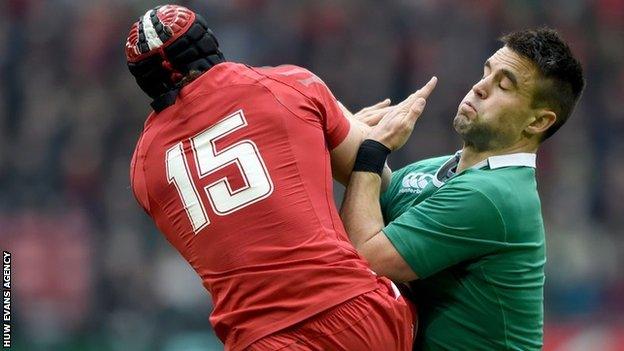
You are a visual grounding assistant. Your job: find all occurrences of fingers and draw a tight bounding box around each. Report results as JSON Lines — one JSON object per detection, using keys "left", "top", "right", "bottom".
{"left": 360, "top": 111, "right": 390, "bottom": 127}
{"left": 359, "top": 98, "right": 391, "bottom": 113}
{"left": 353, "top": 76, "right": 436, "bottom": 131}
{"left": 396, "top": 98, "right": 425, "bottom": 134}
{"left": 415, "top": 76, "right": 438, "bottom": 100}
{"left": 397, "top": 76, "right": 438, "bottom": 109}
{"left": 357, "top": 104, "right": 393, "bottom": 127}
{"left": 362, "top": 105, "right": 393, "bottom": 118}
{"left": 407, "top": 98, "right": 426, "bottom": 123}
{"left": 366, "top": 78, "right": 436, "bottom": 151}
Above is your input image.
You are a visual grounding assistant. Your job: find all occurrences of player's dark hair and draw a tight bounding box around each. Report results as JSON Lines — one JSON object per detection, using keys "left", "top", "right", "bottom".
{"left": 500, "top": 28, "right": 585, "bottom": 140}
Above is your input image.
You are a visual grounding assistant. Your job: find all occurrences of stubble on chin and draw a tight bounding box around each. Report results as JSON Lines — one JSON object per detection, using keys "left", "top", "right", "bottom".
{"left": 453, "top": 113, "right": 497, "bottom": 152}
{"left": 453, "top": 113, "right": 470, "bottom": 135}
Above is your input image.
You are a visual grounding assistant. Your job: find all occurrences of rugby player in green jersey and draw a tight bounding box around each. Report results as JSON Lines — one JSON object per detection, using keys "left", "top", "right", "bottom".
{"left": 341, "top": 28, "right": 584, "bottom": 350}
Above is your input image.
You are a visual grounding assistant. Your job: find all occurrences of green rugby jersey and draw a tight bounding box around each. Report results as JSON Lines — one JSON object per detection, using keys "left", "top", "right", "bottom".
{"left": 380, "top": 152, "right": 545, "bottom": 351}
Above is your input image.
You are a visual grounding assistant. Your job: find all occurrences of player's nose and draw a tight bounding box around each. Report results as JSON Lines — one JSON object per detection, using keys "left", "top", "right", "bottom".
{"left": 472, "top": 79, "right": 488, "bottom": 99}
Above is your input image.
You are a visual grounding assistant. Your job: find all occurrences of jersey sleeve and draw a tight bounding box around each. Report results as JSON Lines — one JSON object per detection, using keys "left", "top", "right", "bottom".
{"left": 310, "top": 78, "right": 350, "bottom": 150}
{"left": 382, "top": 184, "right": 507, "bottom": 279}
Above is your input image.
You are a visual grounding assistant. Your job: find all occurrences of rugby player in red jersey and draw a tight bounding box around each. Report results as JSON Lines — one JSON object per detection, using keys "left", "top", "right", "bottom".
{"left": 125, "top": 5, "right": 435, "bottom": 350}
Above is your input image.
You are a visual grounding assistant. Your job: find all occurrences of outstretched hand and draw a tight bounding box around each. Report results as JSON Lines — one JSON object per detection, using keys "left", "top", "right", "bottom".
{"left": 339, "top": 99, "right": 393, "bottom": 127}
{"left": 368, "top": 77, "right": 438, "bottom": 151}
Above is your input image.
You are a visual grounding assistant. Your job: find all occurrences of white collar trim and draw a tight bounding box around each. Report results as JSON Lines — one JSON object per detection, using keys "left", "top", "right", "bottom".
{"left": 487, "top": 153, "right": 536, "bottom": 169}
{"left": 432, "top": 152, "right": 536, "bottom": 187}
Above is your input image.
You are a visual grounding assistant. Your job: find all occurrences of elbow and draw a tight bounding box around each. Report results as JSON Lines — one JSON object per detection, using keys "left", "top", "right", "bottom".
{"left": 369, "top": 261, "right": 411, "bottom": 283}
{"left": 358, "top": 245, "right": 400, "bottom": 282}
{"left": 357, "top": 241, "right": 416, "bottom": 283}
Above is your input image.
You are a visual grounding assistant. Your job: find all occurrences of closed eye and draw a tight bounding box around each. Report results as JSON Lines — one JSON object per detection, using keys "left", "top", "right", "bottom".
{"left": 498, "top": 76, "right": 514, "bottom": 91}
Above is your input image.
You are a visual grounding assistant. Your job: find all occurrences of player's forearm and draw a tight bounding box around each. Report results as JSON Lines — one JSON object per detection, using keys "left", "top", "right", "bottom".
{"left": 341, "top": 170, "right": 418, "bottom": 282}
{"left": 331, "top": 119, "right": 392, "bottom": 187}
{"left": 340, "top": 171, "right": 385, "bottom": 250}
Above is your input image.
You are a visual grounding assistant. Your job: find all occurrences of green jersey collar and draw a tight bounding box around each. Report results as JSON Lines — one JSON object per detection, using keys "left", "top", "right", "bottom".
{"left": 432, "top": 151, "right": 536, "bottom": 187}
{"left": 487, "top": 153, "right": 536, "bottom": 169}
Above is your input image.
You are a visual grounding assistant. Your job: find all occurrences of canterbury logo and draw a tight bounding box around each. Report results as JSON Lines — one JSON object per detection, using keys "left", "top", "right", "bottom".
{"left": 399, "top": 172, "right": 433, "bottom": 194}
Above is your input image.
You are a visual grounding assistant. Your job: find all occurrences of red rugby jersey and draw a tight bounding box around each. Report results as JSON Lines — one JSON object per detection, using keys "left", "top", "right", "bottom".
{"left": 130, "top": 62, "right": 379, "bottom": 350}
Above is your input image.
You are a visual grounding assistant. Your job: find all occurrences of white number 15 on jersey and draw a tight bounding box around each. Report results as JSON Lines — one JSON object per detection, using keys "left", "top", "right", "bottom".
{"left": 165, "top": 110, "right": 274, "bottom": 233}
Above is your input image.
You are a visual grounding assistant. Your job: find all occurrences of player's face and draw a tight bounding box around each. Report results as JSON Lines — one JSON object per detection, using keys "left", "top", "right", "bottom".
{"left": 454, "top": 47, "right": 540, "bottom": 151}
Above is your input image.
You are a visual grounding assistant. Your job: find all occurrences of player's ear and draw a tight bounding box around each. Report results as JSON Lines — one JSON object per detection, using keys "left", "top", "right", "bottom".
{"left": 525, "top": 109, "right": 556, "bottom": 137}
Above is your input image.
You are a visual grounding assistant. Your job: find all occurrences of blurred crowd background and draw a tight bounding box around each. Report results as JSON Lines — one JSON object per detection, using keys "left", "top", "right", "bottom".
{"left": 1, "top": 0, "right": 623, "bottom": 350}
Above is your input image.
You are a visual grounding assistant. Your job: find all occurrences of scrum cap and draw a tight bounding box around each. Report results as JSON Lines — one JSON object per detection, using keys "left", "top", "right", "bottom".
{"left": 125, "top": 5, "right": 224, "bottom": 111}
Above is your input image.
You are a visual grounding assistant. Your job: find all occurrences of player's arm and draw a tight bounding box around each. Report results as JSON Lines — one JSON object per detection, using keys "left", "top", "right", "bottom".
{"left": 330, "top": 118, "right": 392, "bottom": 190}
{"left": 341, "top": 170, "right": 417, "bottom": 282}
{"left": 312, "top": 80, "right": 394, "bottom": 188}
{"left": 330, "top": 84, "right": 441, "bottom": 188}
{"left": 340, "top": 96, "right": 430, "bottom": 282}
{"left": 340, "top": 77, "right": 437, "bottom": 282}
